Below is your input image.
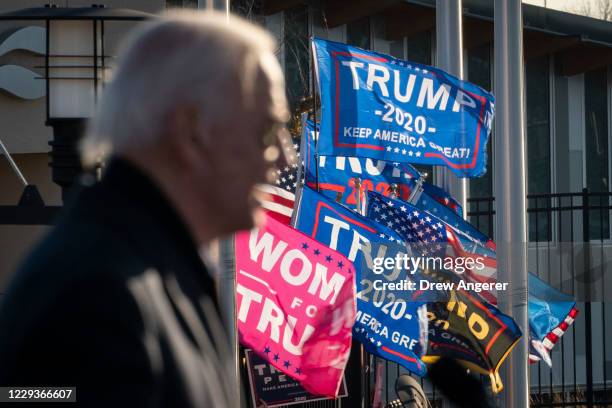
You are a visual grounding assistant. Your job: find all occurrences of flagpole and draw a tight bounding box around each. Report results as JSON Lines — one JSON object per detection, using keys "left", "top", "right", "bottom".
{"left": 310, "top": 38, "right": 320, "bottom": 192}
{"left": 435, "top": 0, "right": 467, "bottom": 217}
{"left": 493, "top": 0, "right": 530, "bottom": 406}
{"left": 353, "top": 176, "right": 367, "bottom": 408}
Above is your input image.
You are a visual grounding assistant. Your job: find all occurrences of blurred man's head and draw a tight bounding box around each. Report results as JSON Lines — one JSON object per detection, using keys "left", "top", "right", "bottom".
{"left": 82, "top": 11, "right": 289, "bottom": 243}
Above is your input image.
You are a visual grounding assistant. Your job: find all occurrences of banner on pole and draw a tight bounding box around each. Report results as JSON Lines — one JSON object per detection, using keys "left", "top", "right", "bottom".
{"left": 235, "top": 215, "right": 356, "bottom": 397}
{"left": 301, "top": 120, "right": 418, "bottom": 204}
{"left": 423, "top": 285, "right": 521, "bottom": 393}
{"left": 312, "top": 38, "right": 494, "bottom": 178}
{"left": 293, "top": 186, "right": 428, "bottom": 376}
{"left": 302, "top": 120, "right": 464, "bottom": 216}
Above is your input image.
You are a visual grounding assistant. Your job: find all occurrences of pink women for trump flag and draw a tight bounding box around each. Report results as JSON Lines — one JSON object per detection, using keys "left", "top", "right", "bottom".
{"left": 235, "top": 215, "right": 356, "bottom": 398}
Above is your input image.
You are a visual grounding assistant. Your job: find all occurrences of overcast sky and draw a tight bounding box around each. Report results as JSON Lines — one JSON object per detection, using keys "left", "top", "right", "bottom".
{"left": 523, "top": 0, "right": 609, "bottom": 20}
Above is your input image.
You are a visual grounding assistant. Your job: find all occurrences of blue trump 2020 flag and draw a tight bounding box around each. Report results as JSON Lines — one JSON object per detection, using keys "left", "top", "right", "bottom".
{"left": 302, "top": 120, "right": 463, "bottom": 215}
{"left": 293, "top": 185, "right": 428, "bottom": 376}
{"left": 301, "top": 120, "right": 418, "bottom": 205}
{"left": 312, "top": 38, "right": 494, "bottom": 178}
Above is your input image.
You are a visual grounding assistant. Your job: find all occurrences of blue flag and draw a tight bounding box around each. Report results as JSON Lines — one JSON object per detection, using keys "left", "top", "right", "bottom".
{"left": 421, "top": 181, "right": 463, "bottom": 217}
{"left": 528, "top": 273, "right": 577, "bottom": 366}
{"left": 410, "top": 185, "right": 493, "bottom": 247}
{"left": 302, "top": 120, "right": 463, "bottom": 216}
{"left": 312, "top": 38, "right": 494, "bottom": 178}
{"left": 293, "top": 185, "right": 427, "bottom": 376}
{"left": 529, "top": 273, "right": 575, "bottom": 340}
{"left": 301, "top": 120, "right": 418, "bottom": 204}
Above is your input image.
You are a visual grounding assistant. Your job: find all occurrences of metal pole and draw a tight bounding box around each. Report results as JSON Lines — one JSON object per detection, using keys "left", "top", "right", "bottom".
{"left": 218, "top": 237, "right": 240, "bottom": 396}
{"left": 353, "top": 177, "right": 366, "bottom": 408}
{"left": 0, "top": 137, "right": 28, "bottom": 187}
{"left": 435, "top": 0, "right": 467, "bottom": 216}
{"left": 581, "top": 188, "right": 594, "bottom": 408}
{"left": 493, "top": 1, "right": 530, "bottom": 406}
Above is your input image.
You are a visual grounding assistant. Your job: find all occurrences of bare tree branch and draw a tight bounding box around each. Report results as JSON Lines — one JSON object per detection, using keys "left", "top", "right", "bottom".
{"left": 568, "top": 0, "right": 612, "bottom": 21}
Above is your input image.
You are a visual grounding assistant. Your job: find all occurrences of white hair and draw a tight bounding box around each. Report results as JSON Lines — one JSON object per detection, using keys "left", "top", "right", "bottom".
{"left": 81, "top": 10, "right": 288, "bottom": 167}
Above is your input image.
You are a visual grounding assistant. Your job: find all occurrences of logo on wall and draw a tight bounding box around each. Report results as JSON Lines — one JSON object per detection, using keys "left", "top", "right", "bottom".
{"left": 0, "top": 26, "right": 46, "bottom": 100}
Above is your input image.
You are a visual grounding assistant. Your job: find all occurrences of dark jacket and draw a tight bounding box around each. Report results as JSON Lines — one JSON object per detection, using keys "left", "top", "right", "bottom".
{"left": 0, "top": 159, "right": 235, "bottom": 407}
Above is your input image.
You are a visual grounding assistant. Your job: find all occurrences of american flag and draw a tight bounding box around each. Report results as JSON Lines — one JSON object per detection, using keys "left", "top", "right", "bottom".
{"left": 366, "top": 191, "right": 498, "bottom": 303}
{"left": 529, "top": 307, "right": 579, "bottom": 366}
{"left": 368, "top": 191, "right": 447, "bottom": 256}
{"left": 256, "top": 131, "right": 301, "bottom": 225}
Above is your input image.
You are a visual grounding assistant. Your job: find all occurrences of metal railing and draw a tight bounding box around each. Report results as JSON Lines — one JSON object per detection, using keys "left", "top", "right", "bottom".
{"left": 469, "top": 189, "right": 612, "bottom": 407}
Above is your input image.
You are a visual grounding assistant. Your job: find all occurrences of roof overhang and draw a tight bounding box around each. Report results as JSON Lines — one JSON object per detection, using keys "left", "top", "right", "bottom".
{"left": 262, "top": 0, "right": 612, "bottom": 75}
{"left": 0, "top": 6, "right": 154, "bottom": 21}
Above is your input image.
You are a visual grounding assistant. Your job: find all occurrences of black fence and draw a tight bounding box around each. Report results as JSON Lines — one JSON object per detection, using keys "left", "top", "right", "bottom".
{"left": 468, "top": 190, "right": 612, "bottom": 408}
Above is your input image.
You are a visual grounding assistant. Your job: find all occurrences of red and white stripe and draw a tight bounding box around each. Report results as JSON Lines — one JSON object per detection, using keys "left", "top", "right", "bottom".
{"left": 529, "top": 307, "right": 579, "bottom": 365}
{"left": 256, "top": 184, "right": 295, "bottom": 225}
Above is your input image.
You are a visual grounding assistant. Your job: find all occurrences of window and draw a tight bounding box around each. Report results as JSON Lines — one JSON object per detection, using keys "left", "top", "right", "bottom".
{"left": 467, "top": 44, "right": 492, "bottom": 198}
{"left": 388, "top": 39, "right": 404, "bottom": 59}
{"left": 406, "top": 32, "right": 431, "bottom": 67}
{"left": 346, "top": 17, "right": 370, "bottom": 50}
{"left": 467, "top": 44, "right": 493, "bottom": 237}
{"left": 166, "top": 0, "right": 197, "bottom": 8}
{"left": 584, "top": 68, "right": 609, "bottom": 240}
{"left": 526, "top": 56, "right": 551, "bottom": 241}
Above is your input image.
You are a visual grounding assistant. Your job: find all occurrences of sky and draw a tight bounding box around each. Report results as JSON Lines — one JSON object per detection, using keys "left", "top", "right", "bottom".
{"left": 522, "top": 0, "right": 609, "bottom": 20}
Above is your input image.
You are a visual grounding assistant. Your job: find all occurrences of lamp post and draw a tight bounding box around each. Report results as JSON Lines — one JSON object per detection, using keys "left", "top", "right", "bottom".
{"left": 0, "top": 4, "right": 153, "bottom": 203}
